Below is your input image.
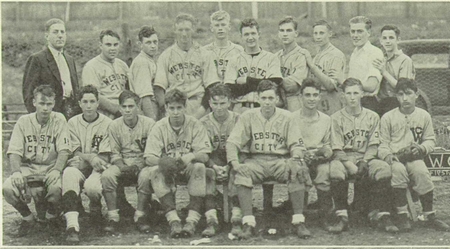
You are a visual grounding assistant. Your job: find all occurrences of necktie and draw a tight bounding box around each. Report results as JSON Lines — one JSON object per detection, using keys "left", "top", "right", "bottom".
{"left": 58, "top": 52, "right": 72, "bottom": 98}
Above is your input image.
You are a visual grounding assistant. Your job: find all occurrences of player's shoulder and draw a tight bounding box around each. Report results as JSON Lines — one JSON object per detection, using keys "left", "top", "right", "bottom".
{"left": 199, "top": 112, "right": 213, "bottom": 124}
{"left": 318, "top": 110, "right": 332, "bottom": 121}
{"left": 275, "top": 49, "right": 284, "bottom": 57}
{"left": 158, "top": 43, "right": 177, "bottom": 57}
{"left": 114, "top": 58, "right": 129, "bottom": 68}
{"left": 362, "top": 108, "right": 381, "bottom": 120}
{"left": 185, "top": 114, "right": 203, "bottom": 126}
{"left": 330, "top": 108, "right": 345, "bottom": 119}
{"left": 109, "top": 117, "right": 124, "bottom": 127}
{"left": 67, "top": 113, "right": 82, "bottom": 125}
{"left": 260, "top": 49, "right": 277, "bottom": 57}
{"left": 153, "top": 117, "right": 170, "bottom": 130}
{"left": 202, "top": 42, "right": 215, "bottom": 51}
{"left": 51, "top": 111, "right": 67, "bottom": 122}
{"left": 327, "top": 44, "right": 346, "bottom": 58}
{"left": 138, "top": 115, "right": 156, "bottom": 126}
{"left": 83, "top": 55, "right": 101, "bottom": 67}
{"left": 413, "top": 107, "right": 432, "bottom": 118}
{"left": 366, "top": 42, "right": 384, "bottom": 56}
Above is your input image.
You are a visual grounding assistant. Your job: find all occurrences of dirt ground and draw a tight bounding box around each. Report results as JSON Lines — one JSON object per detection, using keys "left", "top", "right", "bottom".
{"left": 2, "top": 182, "right": 450, "bottom": 247}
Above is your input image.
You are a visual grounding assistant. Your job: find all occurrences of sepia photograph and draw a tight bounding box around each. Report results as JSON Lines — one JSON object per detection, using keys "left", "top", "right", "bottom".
{"left": 1, "top": 1, "right": 450, "bottom": 247}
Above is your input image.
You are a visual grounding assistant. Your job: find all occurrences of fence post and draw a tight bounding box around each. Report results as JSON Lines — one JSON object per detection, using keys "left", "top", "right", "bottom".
{"left": 118, "top": 2, "right": 123, "bottom": 22}
{"left": 65, "top": 2, "right": 70, "bottom": 22}
{"left": 321, "top": 2, "right": 327, "bottom": 19}
{"left": 251, "top": 1, "right": 258, "bottom": 19}
{"left": 121, "top": 23, "right": 133, "bottom": 68}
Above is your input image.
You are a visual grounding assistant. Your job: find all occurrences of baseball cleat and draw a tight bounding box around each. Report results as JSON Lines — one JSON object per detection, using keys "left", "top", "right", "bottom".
{"left": 201, "top": 221, "right": 218, "bottom": 237}
{"left": 136, "top": 216, "right": 151, "bottom": 233}
{"left": 426, "top": 214, "right": 450, "bottom": 232}
{"left": 17, "top": 219, "right": 35, "bottom": 237}
{"left": 239, "top": 224, "right": 255, "bottom": 240}
{"left": 328, "top": 216, "right": 349, "bottom": 234}
{"left": 169, "top": 220, "right": 182, "bottom": 238}
{"left": 379, "top": 215, "right": 399, "bottom": 233}
{"left": 295, "top": 222, "right": 311, "bottom": 239}
{"left": 66, "top": 227, "right": 80, "bottom": 244}
{"left": 47, "top": 217, "right": 62, "bottom": 236}
{"left": 396, "top": 213, "right": 412, "bottom": 232}
{"left": 104, "top": 220, "right": 119, "bottom": 233}
{"left": 230, "top": 221, "right": 243, "bottom": 236}
{"left": 181, "top": 221, "right": 196, "bottom": 237}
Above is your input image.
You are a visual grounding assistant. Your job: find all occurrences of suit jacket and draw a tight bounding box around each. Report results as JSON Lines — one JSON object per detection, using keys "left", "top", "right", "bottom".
{"left": 22, "top": 46, "right": 79, "bottom": 114}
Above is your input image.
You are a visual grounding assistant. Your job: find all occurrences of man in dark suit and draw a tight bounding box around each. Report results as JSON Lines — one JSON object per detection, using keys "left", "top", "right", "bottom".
{"left": 22, "top": 18, "right": 80, "bottom": 119}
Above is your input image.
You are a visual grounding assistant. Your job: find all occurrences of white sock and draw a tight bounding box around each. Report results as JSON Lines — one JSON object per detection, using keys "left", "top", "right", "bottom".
{"left": 134, "top": 210, "right": 146, "bottom": 223}
{"left": 335, "top": 209, "right": 348, "bottom": 218}
{"left": 231, "top": 207, "right": 242, "bottom": 222}
{"left": 292, "top": 214, "right": 305, "bottom": 225}
{"left": 242, "top": 215, "right": 256, "bottom": 227}
{"left": 64, "top": 211, "right": 80, "bottom": 232}
{"left": 165, "top": 210, "right": 181, "bottom": 224}
{"left": 45, "top": 211, "right": 57, "bottom": 220}
{"left": 186, "top": 210, "right": 202, "bottom": 224}
{"left": 205, "top": 209, "right": 218, "bottom": 223}
{"left": 107, "top": 209, "right": 120, "bottom": 222}
{"left": 22, "top": 214, "right": 34, "bottom": 222}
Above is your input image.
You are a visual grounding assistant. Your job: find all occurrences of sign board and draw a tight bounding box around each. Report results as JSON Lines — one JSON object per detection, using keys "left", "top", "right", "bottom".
{"left": 424, "top": 149, "right": 450, "bottom": 181}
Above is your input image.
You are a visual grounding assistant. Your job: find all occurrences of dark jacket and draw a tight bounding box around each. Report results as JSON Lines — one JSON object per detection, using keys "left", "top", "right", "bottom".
{"left": 22, "top": 46, "right": 79, "bottom": 115}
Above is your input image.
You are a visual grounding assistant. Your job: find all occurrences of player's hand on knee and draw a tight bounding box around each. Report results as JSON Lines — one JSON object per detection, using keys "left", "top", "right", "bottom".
{"left": 45, "top": 169, "right": 61, "bottom": 185}
{"left": 11, "top": 171, "right": 25, "bottom": 191}
{"left": 236, "top": 77, "right": 247, "bottom": 84}
{"left": 181, "top": 153, "right": 195, "bottom": 167}
{"left": 90, "top": 156, "right": 108, "bottom": 172}
{"left": 343, "top": 161, "right": 358, "bottom": 175}
{"left": 384, "top": 154, "right": 398, "bottom": 165}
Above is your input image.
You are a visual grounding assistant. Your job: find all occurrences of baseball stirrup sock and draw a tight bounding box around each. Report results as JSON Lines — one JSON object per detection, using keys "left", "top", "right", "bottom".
{"left": 107, "top": 209, "right": 120, "bottom": 222}
{"left": 22, "top": 214, "right": 34, "bottom": 222}
{"left": 134, "top": 210, "right": 145, "bottom": 223}
{"left": 231, "top": 207, "right": 243, "bottom": 222}
{"left": 335, "top": 209, "right": 348, "bottom": 218}
{"left": 64, "top": 211, "right": 80, "bottom": 232}
{"left": 46, "top": 212, "right": 57, "bottom": 220}
{"left": 292, "top": 214, "right": 305, "bottom": 225}
{"left": 186, "top": 210, "right": 202, "bottom": 224}
{"left": 165, "top": 210, "right": 181, "bottom": 224}
{"left": 205, "top": 209, "right": 218, "bottom": 223}
{"left": 242, "top": 215, "right": 256, "bottom": 227}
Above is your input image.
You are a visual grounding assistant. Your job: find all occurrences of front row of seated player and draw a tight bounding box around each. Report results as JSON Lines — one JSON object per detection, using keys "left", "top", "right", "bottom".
{"left": 3, "top": 78, "right": 449, "bottom": 244}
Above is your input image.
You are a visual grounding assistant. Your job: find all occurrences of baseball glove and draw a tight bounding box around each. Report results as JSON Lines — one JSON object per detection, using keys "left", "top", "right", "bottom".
{"left": 158, "top": 157, "right": 185, "bottom": 185}
{"left": 19, "top": 175, "right": 45, "bottom": 203}
{"left": 396, "top": 144, "right": 425, "bottom": 164}
{"left": 286, "top": 158, "right": 309, "bottom": 183}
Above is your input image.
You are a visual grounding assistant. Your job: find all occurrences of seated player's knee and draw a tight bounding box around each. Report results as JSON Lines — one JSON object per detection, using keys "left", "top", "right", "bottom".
{"left": 408, "top": 160, "right": 429, "bottom": 176}
{"left": 84, "top": 180, "right": 102, "bottom": 201}
{"left": 46, "top": 181, "right": 62, "bottom": 204}
{"left": 191, "top": 162, "right": 206, "bottom": 175}
{"left": 101, "top": 167, "right": 119, "bottom": 192}
{"left": 137, "top": 167, "right": 153, "bottom": 195}
{"left": 369, "top": 159, "right": 392, "bottom": 181}
{"left": 234, "top": 173, "right": 253, "bottom": 188}
{"left": 329, "top": 160, "right": 346, "bottom": 181}
{"left": 2, "top": 180, "right": 20, "bottom": 205}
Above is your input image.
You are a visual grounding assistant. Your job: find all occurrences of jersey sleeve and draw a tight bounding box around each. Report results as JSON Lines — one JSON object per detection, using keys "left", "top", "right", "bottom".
{"left": 378, "top": 114, "right": 393, "bottom": 160}
{"left": 154, "top": 51, "right": 169, "bottom": 90}
{"left": 223, "top": 54, "right": 239, "bottom": 84}
{"left": 201, "top": 49, "right": 221, "bottom": 88}
{"left": 287, "top": 118, "right": 305, "bottom": 152}
{"left": 144, "top": 125, "right": 164, "bottom": 158}
{"left": 367, "top": 113, "right": 381, "bottom": 147}
{"left": 321, "top": 118, "right": 332, "bottom": 149}
{"left": 330, "top": 115, "right": 345, "bottom": 151}
{"left": 398, "top": 57, "right": 416, "bottom": 80}
{"left": 98, "top": 119, "right": 113, "bottom": 154}
{"left": 267, "top": 53, "right": 282, "bottom": 78}
{"left": 81, "top": 62, "right": 100, "bottom": 88}
{"left": 191, "top": 120, "right": 212, "bottom": 154}
{"left": 108, "top": 122, "right": 123, "bottom": 163}
{"left": 130, "top": 57, "right": 155, "bottom": 98}
{"left": 326, "top": 55, "right": 346, "bottom": 85}
{"left": 54, "top": 114, "right": 71, "bottom": 153}
{"left": 419, "top": 112, "right": 436, "bottom": 154}
{"left": 68, "top": 119, "right": 81, "bottom": 153}
{"left": 227, "top": 113, "right": 252, "bottom": 149}
{"left": 7, "top": 117, "right": 26, "bottom": 157}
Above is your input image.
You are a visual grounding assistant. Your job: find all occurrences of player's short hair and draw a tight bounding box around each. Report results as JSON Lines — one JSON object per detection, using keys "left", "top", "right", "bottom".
{"left": 99, "top": 30, "right": 120, "bottom": 42}
{"left": 209, "top": 84, "right": 231, "bottom": 100}
{"left": 341, "top": 78, "right": 363, "bottom": 91}
{"left": 210, "top": 10, "right": 230, "bottom": 23}
{"left": 33, "top": 85, "right": 56, "bottom": 99}
{"left": 138, "top": 25, "right": 157, "bottom": 42}
{"left": 381, "top": 24, "right": 400, "bottom": 38}
{"left": 240, "top": 18, "right": 259, "bottom": 34}
{"left": 257, "top": 80, "right": 278, "bottom": 94}
{"left": 312, "top": 20, "right": 332, "bottom": 31}
{"left": 118, "top": 90, "right": 140, "bottom": 105}
{"left": 165, "top": 89, "right": 187, "bottom": 106}
{"left": 45, "top": 18, "right": 65, "bottom": 32}
{"left": 395, "top": 78, "right": 418, "bottom": 93}
{"left": 349, "top": 16, "right": 372, "bottom": 31}
{"left": 78, "top": 85, "right": 99, "bottom": 101}
{"left": 300, "top": 78, "right": 322, "bottom": 94}
{"left": 174, "top": 13, "right": 197, "bottom": 27}
{"left": 278, "top": 16, "right": 298, "bottom": 30}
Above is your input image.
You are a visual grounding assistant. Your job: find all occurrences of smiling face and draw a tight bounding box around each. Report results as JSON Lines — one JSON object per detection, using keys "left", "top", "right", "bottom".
{"left": 46, "top": 23, "right": 66, "bottom": 51}
{"left": 343, "top": 85, "right": 363, "bottom": 108}
{"left": 350, "top": 22, "right": 370, "bottom": 48}
{"left": 241, "top": 26, "right": 260, "bottom": 50}
{"left": 313, "top": 25, "right": 331, "bottom": 48}
{"left": 119, "top": 98, "right": 139, "bottom": 124}
{"left": 301, "top": 87, "right": 321, "bottom": 110}
{"left": 380, "top": 30, "right": 398, "bottom": 53}
{"left": 140, "top": 34, "right": 158, "bottom": 57}
{"left": 278, "top": 22, "right": 297, "bottom": 46}
{"left": 211, "top": 19, "right": 230, "bottom": 40}
{"left": 100, "top": 35, "right": 120, "bottom": 62}
{"left": 175, "top": 20, "right": 194, "bottom": 46}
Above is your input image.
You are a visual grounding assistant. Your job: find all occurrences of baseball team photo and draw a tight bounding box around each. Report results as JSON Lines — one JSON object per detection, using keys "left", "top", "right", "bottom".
{"left": 2, "top": 1, "right": 450, "bottom": 247}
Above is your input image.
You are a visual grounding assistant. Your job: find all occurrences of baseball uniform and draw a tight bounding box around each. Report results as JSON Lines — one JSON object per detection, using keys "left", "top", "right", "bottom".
{"left": 377, "top": 50, "right": 415, "bottom": 116}
{"left": 224, "top": 50, "right": 282, "bottom": 113}
{"left": 154, "top": 42, "right": 220, "bottom": 117}
{"left": 275, "top": 45, "right": 309, "bottom": 112}
{"left": 101, "top": 115, "right": 155, "bottom": 196}
{"left": 310, "top": 43, "right": 346, "bottom": 115}
{"left": 81, "top": 55, "right": 130, "bottom": 118}
{"left": 4, "top": 112, "right": 70, "bottom": 207}
{"left": 203, "top": 41, "right": 244, "bottom": 83}
{"left": 290, "top": 109, "right": 332, "bottom": 191}
{"left": 379, "top": 107, "right": 435, "bottom": 195}
{"left": 130, "top": 51, "right": 158, "bottom": 119}
{"left": 145, "top": 115, "right": 212, "bottom": 198}
{"left": 227, "top": 108, "right": 309, "bottom": 192}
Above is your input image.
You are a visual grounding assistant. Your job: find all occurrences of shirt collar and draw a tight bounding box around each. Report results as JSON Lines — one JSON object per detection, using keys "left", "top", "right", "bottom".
{"left": 354, "top": 41, "right": 372, "bottom": 53}
{"left": 48, "top": 45, "right": 63, "bottom": 58}
{"left": 386, "top": 49, "right": 404, "bottom": 60}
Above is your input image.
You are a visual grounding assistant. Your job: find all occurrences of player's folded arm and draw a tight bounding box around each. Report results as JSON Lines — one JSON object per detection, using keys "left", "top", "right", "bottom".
{"left": 54, "top": 149, "right": 71, "bottom": 172}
